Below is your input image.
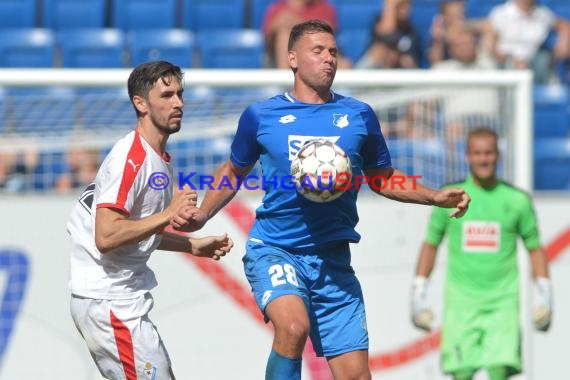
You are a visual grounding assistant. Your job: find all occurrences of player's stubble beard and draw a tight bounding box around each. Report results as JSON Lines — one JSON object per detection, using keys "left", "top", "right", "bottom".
{"left": 150, "top": 111, "right": 182, "bottom": 135}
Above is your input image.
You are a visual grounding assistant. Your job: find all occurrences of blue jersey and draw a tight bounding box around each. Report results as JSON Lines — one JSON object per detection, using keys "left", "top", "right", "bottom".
{"left": 231, "top": 92, "right": 392, "bottom": 249}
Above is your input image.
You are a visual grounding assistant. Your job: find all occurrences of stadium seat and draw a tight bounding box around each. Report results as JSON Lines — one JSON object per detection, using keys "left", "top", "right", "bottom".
{"left": 0, "top": 0, "right": 35, "bottom": 28}
{"left": 128, "top": 29, "right": 195, "bottom": 67}
{"left": 544, "top": 0, "right": 570, "bottom": 20}
{"left": 5, "top": 87, "right": 76, "bottom": 134}
{"left": 58, "top": 29, "right": 126, "bottom": 68}
{"left": 182, "top": 0, "right": 245, "bottom": 31}
{"left": 0, "top": 29, "right": 55, "bottom": 68}
{"left": 250, "top": 0, "right": 274, "bottom": 29}
{"left": 336, "top": 29, "right": 371, "bottom": 65}
{"left": 410, "top": 1, "right": 439, "bottom": 68}
{"left": 42, "top": 0, "right": 106, "bottom": 29}
{"left": 533, "top": 84, "right": 569, "bottom": 138}
{"left": 534, "top": 138, "right": 570, "bottom": 190}
{"left": 331, "top": 0, "right": 380, "bottom": 32}
{"left": 0, "top": 88, "right": 6, "bottom": 134}
{"left": 112, "top": 0, "right": 176, "bottom": 30}
{"left": 466, "top": 0, "right": 504, "bottom": 18}
{"left": 197, "top": 29, "right": 264, "bottom": 68}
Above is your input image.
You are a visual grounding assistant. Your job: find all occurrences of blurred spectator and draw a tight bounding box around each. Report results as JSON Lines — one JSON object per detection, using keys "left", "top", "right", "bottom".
{"left": 356, "top": 0, "right": 421, "bottom": 69}
{"left": 484, "top": 0, "right": 570, "bottom": 83}
{"left": 433, "top": 25, "right": 498, "bottom": 141}
{"left": 55, "top": 147, "right": 100, "bottom": 193}
{"left": 0, "top": 139, "right": 39, "bottom": 192}
{"left": 428, "top": 0, "right": 487, "bottom": 66}
{"left": 262, "top": 0, "right": 338, "bottom": 68}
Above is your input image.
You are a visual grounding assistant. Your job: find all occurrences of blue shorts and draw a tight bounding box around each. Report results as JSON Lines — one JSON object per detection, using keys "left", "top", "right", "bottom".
{"left": 243, "top": 239, "right": 369, "bottom": 357}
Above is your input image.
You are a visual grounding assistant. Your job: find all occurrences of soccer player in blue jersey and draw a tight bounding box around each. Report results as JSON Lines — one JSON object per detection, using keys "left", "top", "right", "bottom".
{"left": 172, "top": 19, "right": 470, "bottom": 379}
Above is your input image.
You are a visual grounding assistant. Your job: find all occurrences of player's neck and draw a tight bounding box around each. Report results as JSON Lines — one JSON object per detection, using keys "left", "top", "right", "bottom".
{"left": 472, "top": 174, "right": 498, "bottom": 189}
{"left": 290, "top": 85, "right": 331, "bottom": 104}
{"left": 136, "top": 123, "right": 168, "bottom": 156}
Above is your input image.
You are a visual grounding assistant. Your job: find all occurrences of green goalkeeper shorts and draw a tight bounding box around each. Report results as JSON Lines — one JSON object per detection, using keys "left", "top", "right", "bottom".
{"left": 441, "top": 299, "right": 522, "bottom": 375}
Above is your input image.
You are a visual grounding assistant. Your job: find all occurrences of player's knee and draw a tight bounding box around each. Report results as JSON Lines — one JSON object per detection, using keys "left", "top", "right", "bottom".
{"left": 275, "top": 319, "right": 310, "bottom": 343}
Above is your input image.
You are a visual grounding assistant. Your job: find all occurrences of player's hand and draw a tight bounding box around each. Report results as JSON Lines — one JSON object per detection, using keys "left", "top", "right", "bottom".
{"left": 166, "top": 186, "right": 197, "bottom": 218}
{"left": 171, "top": 206, "right": 208, "bottom": 232}
{"left": 411, "top": 276, "right": 434, "bottom": 332}
{"left": 433, "top": 188, "right": 470, "bottom": 218}
{"left": 533, "top": 277, "right": 552, "bottom": 332}
{"left": 190, "top": 233, "right": 234, "bottom": 261}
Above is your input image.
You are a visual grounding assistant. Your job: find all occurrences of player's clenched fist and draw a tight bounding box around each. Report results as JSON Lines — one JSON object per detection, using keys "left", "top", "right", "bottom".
{"left": 171, "top": 206, "right": 207, "bottom": 232}
{"left": 190, "top": 233, "right": 234, "bottom": 261}
{"left": 166, "top": 186, "right": 198, "bottom": 218}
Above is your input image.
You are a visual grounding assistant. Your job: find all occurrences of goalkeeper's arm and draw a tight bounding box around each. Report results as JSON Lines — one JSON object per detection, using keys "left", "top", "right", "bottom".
{"left": 411, "top": 242, "right": 438, "bottom": 331}
{"left": 529, "top": 247, "right": 552, "bottom": 332}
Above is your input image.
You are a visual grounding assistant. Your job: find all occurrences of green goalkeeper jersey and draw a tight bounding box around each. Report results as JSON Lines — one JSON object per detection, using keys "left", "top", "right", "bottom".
{"left": 426, "top": 176, "right": 541, "bottom": 306}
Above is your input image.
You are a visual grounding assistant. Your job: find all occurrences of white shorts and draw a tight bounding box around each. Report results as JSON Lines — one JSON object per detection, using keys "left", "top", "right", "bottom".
{"left": 70, "top": 292, "right": 173, "bottom": 380}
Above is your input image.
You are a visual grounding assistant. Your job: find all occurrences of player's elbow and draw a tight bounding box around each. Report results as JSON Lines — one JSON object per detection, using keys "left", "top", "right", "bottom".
{"left": 95, "top": 234, "right": 115, "bottom": 254}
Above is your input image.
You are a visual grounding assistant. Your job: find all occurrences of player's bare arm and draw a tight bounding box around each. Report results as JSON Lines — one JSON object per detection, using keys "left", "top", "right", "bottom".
{"left": 95, "top": 187, "right": 197, "bottom": 253}
{"left": 364, "top": 167, "right": 470, "bottom": 217}
{"left": 171, "top": 160, "right": 254, "bottom": 232}
{"left": 158, "top": 232, "right": 234, "bottom": 261}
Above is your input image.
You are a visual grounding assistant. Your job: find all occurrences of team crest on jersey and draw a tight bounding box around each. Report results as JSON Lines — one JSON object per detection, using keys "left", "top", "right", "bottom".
{"left": 333, "top": 114, "right": 349, "bottom": 128}
{"left": 143, "top": 362, "right": 157, "bottom": 379}
{"left": 462, "top": 221, "right": 501, "bottom": 253}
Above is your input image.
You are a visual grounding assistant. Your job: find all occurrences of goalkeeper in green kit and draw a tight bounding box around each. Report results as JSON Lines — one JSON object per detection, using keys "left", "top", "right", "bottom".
{"left": 410, "top": 127, "right": 552, "bottom": 380}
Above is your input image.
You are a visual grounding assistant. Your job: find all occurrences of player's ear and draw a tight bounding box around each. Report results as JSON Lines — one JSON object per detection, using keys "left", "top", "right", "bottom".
{"left": 133, "top": 95, "right": 147, "bottom": 114}
{"left": 288, "top": 50, "right": 298, "bottom": 70}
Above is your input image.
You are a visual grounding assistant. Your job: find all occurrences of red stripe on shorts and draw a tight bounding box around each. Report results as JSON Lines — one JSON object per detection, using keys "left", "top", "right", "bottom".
{"left": 110, "top": 310, "right": 137, "bottom": 380}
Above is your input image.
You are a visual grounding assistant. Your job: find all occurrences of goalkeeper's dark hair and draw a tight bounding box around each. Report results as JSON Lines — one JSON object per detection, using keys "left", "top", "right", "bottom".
{"left": 288, "top": 19, "right": 335, "bottom": 51}
{"left": 127, "top": 60, "right": 184, "bottom": 116}
{"left": 467, "top": 126, "right": 499, "bottom": 152}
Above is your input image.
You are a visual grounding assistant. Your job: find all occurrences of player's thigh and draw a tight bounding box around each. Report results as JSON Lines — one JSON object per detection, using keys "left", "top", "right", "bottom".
{"left": 310, "top": 244, "right": 368, "bottom": 357}
{"left": 481, "top": 305, "right": 521, "bottom": 374}
{"left": 71, "top": 293, "right": 173, "bottom": 379}
{"left": 442, "top": 305, "right": 483, "bottom": 373}
{"left": 243, "top": 240, "right": 310, "bottom": 318}
{"left": 265, "top": 294, "right": 310, "bottom": 336}
{"left": 327, "top": 349, "right": 371, "bottom": 380}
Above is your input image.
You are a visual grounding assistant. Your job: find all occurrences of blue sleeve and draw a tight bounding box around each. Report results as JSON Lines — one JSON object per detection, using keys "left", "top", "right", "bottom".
{"left": 230, "top": 105, "right": 261, "bottom": 167}
{"left": 360, "top": 105, "right": 392, "bottom": 169}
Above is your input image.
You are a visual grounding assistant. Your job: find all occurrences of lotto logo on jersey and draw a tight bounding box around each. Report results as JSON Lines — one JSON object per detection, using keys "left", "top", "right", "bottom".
{"left": 462, "top": 221, "right": 501, "bottom": 253}
{"left": 288, "top": 135, "right": 340, "bottom": 161}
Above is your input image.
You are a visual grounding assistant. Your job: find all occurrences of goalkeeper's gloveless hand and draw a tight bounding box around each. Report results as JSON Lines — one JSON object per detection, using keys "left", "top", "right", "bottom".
{"left": 411, "top": 276, "right": 434, "bottom": 332}
{"left": 533, "top": 277, "right": 552, "bottom": 332}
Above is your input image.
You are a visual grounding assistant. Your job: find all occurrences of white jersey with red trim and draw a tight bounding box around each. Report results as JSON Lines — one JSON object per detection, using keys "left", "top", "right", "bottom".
{"left": 67, "top": 130, "right": 173, "bottom": 299}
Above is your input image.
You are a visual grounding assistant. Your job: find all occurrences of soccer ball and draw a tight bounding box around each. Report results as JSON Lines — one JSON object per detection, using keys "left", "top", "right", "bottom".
{"left": 290, "top": 139, "right": 352, "bottom": 203}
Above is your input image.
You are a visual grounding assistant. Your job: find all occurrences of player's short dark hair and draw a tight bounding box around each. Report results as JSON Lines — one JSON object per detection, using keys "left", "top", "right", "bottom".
{"left": 467, "top": 126, "right": 499, "bottom": 151}
{"left": 288, "top": 19, "right": 335, "bottom": 50}
{"left": 127, "top": 60, "right": 183, "bottom": 114}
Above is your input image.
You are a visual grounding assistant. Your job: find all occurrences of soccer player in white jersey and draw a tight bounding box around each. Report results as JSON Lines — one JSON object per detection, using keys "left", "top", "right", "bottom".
{"left": 172, "top": 21, "right": 470, "bottom": 379}
{"left": 67, "top": 61, "right": 233, "bottom": 380}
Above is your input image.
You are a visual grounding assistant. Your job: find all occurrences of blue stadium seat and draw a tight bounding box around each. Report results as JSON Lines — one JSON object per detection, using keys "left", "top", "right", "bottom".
{"left": 410, "top": 1, "right": 439, "bottom": 68}
{"left": 543, "top": 0, "right": 570, "bottom": 20}
{"left": 112, "top": 0, "right": 176, "bottom": 30}
{"left": 331, "top": 0, "right": 379, "bottom": 32}
{"left": 533, "top": 84, "right": 569, "bottom": 138}
{"left": 250, "top": 0, "right": 274, "bottom": 29}
{"left": 0, "top": 29, "right": 55, "bottom": 68}
{"left": 534, "top": 138, "right": 570, "bottom": 190}
{"left": 0, "top": 88, "right": 6, "bottom": 134}
{"left": 5, "top": 87, "right": 76, "bottom": 134}
{"left": 182, "top": 0, "right": 245, "bottom": 31}
{"left": 466, "top": 0, "right": 504, "bottom": 18}
{"left": 0, "top": 0, "right": 35, "bottom": 28}
{"left": 43, "top": 0, "right": 106, "bottom": 29}
{"left": 58, "top": 29, "right": 126, "bottom": 68}
{"left": 336, "top": 29, "right": 370, "bottom": 64}
{"left": 128, "top": 29, "right": 195, "bottom": 67}
{"left": 197, "top": 29, "right": 264, "bottom": 68}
